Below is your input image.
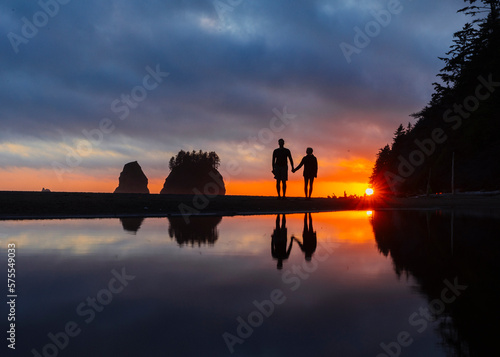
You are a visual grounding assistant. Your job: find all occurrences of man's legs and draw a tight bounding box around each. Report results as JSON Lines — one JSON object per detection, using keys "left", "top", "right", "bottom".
{"left": 308, "top": 177, "right": 314, "bottom": 198}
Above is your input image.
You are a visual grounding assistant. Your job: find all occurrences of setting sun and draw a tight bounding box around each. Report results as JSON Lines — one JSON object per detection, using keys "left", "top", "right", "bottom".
{"left": 365, "top": 188, "right": 374, "bottom": 196}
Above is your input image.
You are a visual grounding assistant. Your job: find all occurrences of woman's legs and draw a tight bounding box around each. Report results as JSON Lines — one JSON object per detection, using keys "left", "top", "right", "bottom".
{"left": 304, "top": 177, "right": 314, "bottom": 198}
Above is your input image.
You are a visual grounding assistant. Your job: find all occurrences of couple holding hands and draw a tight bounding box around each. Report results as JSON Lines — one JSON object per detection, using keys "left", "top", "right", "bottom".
{"left": 272, "top": 138, "right": 318, "bottom": 199}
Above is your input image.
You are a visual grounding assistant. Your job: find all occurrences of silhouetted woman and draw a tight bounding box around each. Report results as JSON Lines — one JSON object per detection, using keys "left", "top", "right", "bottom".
{"left": 293, "top": 147, "right": 318, "bottom": 199}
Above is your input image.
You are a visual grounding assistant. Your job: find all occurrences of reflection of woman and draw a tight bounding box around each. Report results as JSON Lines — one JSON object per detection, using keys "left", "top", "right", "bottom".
{"left": 271, "top": 214, "right": 293, "bottom": 270}
{"left": 294, "top": 213, "right": 317, "bottom": 261}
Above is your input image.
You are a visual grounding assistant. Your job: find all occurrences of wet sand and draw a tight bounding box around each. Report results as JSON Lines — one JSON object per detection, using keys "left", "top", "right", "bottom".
{"left": 1, "top": 191, "right": 499, "bottom": 219}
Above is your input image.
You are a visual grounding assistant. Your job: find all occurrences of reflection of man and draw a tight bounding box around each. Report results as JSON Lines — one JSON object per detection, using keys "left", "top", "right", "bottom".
{"left": 271, "top": 214, "right": 293, "bottom": 270}
{"left": 293, "top": 212, "right": 317, "bottom": 261}
{"left": 272, "top": 139, "right": 294, "bottom": 199}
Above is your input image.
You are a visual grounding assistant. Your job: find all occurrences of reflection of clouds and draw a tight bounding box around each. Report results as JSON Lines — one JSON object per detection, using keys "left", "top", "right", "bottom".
{"left": 7, "top": 211, "right": 445, "bottom": 356}
{"left": 1, "top": 229, "right": 124, "bottom": 256}
{"left": 0, "top": 212, "right": 376, "bottom": 257}
{"left": 1, "top": 219, "right": 130, "bottom": 255}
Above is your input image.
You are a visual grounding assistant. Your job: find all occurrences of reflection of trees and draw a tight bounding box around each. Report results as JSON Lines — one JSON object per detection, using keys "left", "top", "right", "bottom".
{"left": 371, "top": 210, "right": 500, "bottom": 357}
{"left": 167, "top": 216, "right": 222, "bottom": 246}
{"left": 120, "top": 217, "right": 145, "bottom": 234}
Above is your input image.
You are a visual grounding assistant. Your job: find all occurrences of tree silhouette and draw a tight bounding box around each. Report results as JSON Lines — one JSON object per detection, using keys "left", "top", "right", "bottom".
{"left": 370, "top": 0, "right": 500, "bottom": 195}
{"left": 168, "top": 150, "right": 220, "bottom": 171}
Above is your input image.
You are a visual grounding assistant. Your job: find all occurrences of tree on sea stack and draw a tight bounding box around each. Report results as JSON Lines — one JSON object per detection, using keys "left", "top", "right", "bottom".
{"left": 160, "top": 150, "right": 226, "bottom": 195}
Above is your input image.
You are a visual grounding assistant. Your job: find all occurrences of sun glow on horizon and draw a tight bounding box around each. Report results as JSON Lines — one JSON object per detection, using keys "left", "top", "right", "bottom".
{"left": 0, "top": 167, "right": 372, "bottom": 197}
{"left": 0, "top": 153, "right": 374, "bottom": 197}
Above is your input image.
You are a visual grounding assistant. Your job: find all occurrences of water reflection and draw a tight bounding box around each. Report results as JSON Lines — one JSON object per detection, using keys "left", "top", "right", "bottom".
{"left": 120, "top": 217, "right": 145, "bottom": 234}
{"left": 167, "top": 215, "right": 222, "bottom": 246}
{"left": 1, "top": 211, "right": 497, "bottom": 356}
{"left": 271, "top": 214, "right": 294, "bottom": 269}
{"left": 371, "top": 210, "right": 500, "bottom": 357}
{"left": 293, "top": 212, "right": 317, "bottom": 262}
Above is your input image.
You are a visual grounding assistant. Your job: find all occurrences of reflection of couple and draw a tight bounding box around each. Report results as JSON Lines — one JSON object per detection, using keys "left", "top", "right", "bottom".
{"left": 272, "top": 139, "right": 318, "bottom": 199}
{"left": 271, "top": 213, "right": 317, "bottom": 269}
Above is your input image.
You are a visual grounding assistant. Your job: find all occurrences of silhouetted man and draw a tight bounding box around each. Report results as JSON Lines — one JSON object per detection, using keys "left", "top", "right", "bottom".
{"left": 292, "top": 147, "right": 318, "bottom": 199}
{"left": 272, "top": 138, "right": 294, "bottom": 199}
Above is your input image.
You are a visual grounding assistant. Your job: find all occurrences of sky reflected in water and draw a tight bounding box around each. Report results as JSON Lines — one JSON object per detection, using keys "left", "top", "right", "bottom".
{"left": 1, "top": 210, "right": 497, "bottom": 356}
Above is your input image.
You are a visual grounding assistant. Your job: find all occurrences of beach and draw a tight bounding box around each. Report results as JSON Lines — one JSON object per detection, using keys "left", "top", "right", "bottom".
{"left": 1, "top": 191, "right": 500, "bottom": 219}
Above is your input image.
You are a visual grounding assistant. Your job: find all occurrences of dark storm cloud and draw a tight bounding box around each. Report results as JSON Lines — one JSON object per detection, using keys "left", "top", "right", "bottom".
{"left": 0, "top": 0, "right": 468, "bottom": 173}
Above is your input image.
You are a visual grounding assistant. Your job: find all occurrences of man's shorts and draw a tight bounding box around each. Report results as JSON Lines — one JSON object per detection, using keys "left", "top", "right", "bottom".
{"left": 273, "top": 166, "right": 288, "bottom": 181}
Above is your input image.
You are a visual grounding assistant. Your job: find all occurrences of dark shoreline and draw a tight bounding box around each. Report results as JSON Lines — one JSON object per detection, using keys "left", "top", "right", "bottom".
{"left": 1, "top": 191, "right": 500, "bottom": 220}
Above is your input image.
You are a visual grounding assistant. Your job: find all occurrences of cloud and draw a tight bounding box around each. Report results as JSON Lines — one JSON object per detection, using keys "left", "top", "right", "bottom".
{"left": 0, "top": 0, "right": 469, "bottom": 192}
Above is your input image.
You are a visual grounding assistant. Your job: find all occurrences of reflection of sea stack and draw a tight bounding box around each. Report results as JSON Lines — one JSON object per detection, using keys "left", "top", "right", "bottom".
{"left": 160, "top": 150, "right": 226, "bottom": 195}
{"left": 120, "top": 217, "right": 145, "bottom": 234}
{"left": 168, "top": 216, "right": 222, "bottom": 246}
{"left": 114, "top": 161, "right": 149, "bottom": 194}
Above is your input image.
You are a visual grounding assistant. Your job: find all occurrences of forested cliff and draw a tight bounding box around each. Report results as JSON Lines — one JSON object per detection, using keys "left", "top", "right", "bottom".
{"left": 370, "top": 0, "right": 500, "bottom": 196}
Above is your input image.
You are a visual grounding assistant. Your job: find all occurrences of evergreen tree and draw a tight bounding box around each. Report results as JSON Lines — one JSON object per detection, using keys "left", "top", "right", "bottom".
{"left": 370, "top": 0, "right": 500, "bottom": 195}
{"left": 169, "top": 150, "right": 220, "bottom": 171}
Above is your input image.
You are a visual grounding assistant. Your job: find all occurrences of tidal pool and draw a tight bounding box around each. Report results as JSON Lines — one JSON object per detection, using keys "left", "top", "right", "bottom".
{"left": 1, "top": 210, "right": 497, "bottom": 356}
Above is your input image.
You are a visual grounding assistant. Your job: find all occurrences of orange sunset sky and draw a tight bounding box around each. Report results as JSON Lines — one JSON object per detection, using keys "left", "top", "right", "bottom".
{"left": 0, "top": 147, "right": 373, "bottom": 197}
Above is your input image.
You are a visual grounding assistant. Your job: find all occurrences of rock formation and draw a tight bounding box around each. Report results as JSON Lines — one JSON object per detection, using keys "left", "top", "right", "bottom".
{"left": 160, "top": 150, "right": 226, "bottom": 195}
{"left": 160, "top": 165, "right": 226, "bottom": 195}
{"left": 114, "top": 161, "right": 149, "bottom": 194}
{"left": 160, "top": 150, "right": 226, "bottom": 196}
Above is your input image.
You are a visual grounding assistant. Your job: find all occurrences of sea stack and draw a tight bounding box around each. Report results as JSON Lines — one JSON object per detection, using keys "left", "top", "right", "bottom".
{"left": 114, "top": 161, "right": 150, "bottom": 194}
{"left": 160, "top": 167, "right": 226, "bottom": 195}
{"left": 160, "top": 150, "right": 226, "bottom": 195}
